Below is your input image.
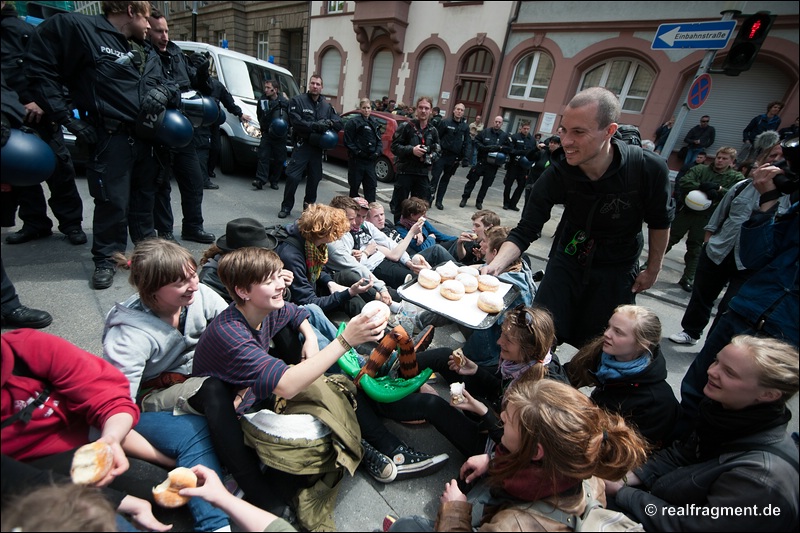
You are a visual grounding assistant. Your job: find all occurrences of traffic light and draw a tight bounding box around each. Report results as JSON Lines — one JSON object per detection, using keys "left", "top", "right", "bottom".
{"left": 722, "top": 12, "right": 776, "bottom": 76}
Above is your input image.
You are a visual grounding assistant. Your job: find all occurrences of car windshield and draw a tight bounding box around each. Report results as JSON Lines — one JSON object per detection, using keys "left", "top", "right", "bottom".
{"left": 218, "top": 55, "right": 301, "bottom": 102}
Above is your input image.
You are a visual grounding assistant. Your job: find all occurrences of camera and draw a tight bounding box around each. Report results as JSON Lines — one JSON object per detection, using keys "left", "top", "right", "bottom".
{"left": 774, "top": 136, "right": 799, "bottom": 195}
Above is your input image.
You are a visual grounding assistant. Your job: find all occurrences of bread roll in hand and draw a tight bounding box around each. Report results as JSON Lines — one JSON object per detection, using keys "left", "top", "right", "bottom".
{"left": 70, "top": 441, "right": 114, "bottom": 485}
{"left": 153, "top": 467, "right": 198, "bottom": 508}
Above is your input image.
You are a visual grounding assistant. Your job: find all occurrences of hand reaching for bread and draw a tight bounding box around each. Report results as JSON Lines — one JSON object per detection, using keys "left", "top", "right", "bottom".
{"left": 448, "top": 348, "right": 477, "bottom": 375}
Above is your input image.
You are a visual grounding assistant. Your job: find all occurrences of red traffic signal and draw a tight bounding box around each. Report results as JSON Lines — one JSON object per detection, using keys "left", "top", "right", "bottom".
{"left": 722, "top": 12, "right": 776, "bottom": 76}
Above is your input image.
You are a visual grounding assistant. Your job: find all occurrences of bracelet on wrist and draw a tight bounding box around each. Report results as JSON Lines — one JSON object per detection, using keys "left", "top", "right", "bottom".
{"left": 337, "top": 334, "right": 352, "bottom": 352}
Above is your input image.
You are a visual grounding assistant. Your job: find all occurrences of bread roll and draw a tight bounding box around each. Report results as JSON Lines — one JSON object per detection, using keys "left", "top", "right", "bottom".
{"left": 70, "top": 441, "right": 114, "bottom": 485}
{"left": 477, "top": 274, "right": 500, "bottom": 292}
{"left": 455, "top": 273, "right": 478, "bottom": 293}
{"left": 436, "top": 263, "right": 458, "bottom": 281}
{"left": 452, "top": 348, "right": 466, "bottom": 368}
{"left": 417, "top": 268, "right": 441, "bottom": 289}
{"left": 457, "top": 265, "right": 479, "bottom": 278}
{"left": 477, "top": 291, "right": 504, "bottom": 314}
{"left": 450, "top": 382, "right": 465, "bottom": 405}
{"left": 153, "top": 467, "right": 198, "bottom": 508}
{"left": 361, "top": 300, "right": 391, "bottom": 322}
{"left": 440, "top": 279, "right": 465, "bottom": 301}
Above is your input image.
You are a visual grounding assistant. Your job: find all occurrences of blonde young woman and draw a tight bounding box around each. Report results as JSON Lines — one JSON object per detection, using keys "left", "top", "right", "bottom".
{"left": 390, "top": 379, "right": 648, "bottom": 531}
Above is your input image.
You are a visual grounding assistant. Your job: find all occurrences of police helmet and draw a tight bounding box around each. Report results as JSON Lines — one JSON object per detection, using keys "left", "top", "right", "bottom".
{"left": 136, "top": 109, "right": 193, "bottom": 148}
{"left": 269, "top": 117, "right": 288, "bottom": 137}
{"left": 487, "top": 151, "right": 507, "bottom": 166}
{"left": 518, "top": 155, "right": 532, "bottom": 169}
{"left": 1, "top": 129, "right": 56, "bottom": 186}
{"left": 182, "top": 95, "right": 219, "bottom": 128}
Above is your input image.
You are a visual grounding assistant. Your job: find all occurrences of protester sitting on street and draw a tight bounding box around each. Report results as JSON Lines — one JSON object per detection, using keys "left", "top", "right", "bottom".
{"left": 668, "top": 131, "right": 792, "bottom": 346}
{"left": 327, "top": 196, "right": 397, "bottom": 313}
{"left": 376, "top": 305, "right": 566, "bottom": 461}
{"left": 1, "top": 328, "right": 171, "bottom": 532}
{"left": 102, "top": 238, "right": 281, "bottom": 523}
{"left": 389, "top": 379, "right": 648, "bottom": 532}
{"left": 366, "top": 201, "right": 456, "bottom": 268}
{"left": 450, "top": 209, "right": 500, "bottom": 264}
{"left": 566, "top": 305, "right": 680, "bottom": 449}
{"left": 276, "top": 203, "right": 376, "bottom": 319}
{"left": 606, "top": 335, "right": 799, "bottom": 532}
{"left": 395, "top": 197, "right": 457, "bottom": 255}
{"left": 193, "top": 246, "right": 449, "bottom": 485}
{"left": 199, "top": 217, "right": 339, "bottom": 357}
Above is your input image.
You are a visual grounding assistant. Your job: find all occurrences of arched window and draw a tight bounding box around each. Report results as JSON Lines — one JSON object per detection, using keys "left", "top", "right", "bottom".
{"left": 369, "top": 49, "right": 393, "bottom": 102}
{"left": 319, "top": 48, "right": 341, "bottom": 98}
{"left": 413, "top": 48, "right": 445, "bottom": 107}
{"left": 579, "top": 59, "right": 654, "bottom": 113}
{"left": 508, "top": 51, "right": 553, "bottom": 101}
{"left": 462, "top": 48, "right": 493, "bottom": 75}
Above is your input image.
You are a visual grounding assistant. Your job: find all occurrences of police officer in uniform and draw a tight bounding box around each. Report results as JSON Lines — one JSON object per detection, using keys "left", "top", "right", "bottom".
{"left": 278, "top": 74, "right": 342, "bottom": 219}
{"left": 0, "top": 1, "right": 86, "bottom": 246}
{"left": 344, "top": 97, "right": 382, "bottom": 201}
{"left": 502, "top": 120, "right": 536, "bottom": 212}
{"left": 253, "top": 78, "right": 289, "bottom": 191}
{"left": 145, "top": 8, "right": 215, "bottom": 245}
{"left": 430, "top": 102, "right": 470, "bottom": 210}
{"left": 25, "top": 1, "right": 165, "bottom": 290}
{"left": 460, "top": 115, "right": 510, "bottom": 210}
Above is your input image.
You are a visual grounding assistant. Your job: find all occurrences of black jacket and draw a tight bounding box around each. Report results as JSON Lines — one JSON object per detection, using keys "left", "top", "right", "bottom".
{"left": 436, "top": 116, "right": 470, "bottom": 159}
{"left": 474, "top": 126, "right": 510, "bottom": 164}
{"left": 0, "top": 4, "right": 36, "bottom": 104}
{"left": 506, "top": 131, "right": 536, "bottom": 169}
{"left": 391, "top": 119, "right": 440, "bottom": 176}
{"left": 208, "top": 78, "right": 242, "bottom": 119}
{"left": 25, "top": 13, "right": 144, "bottom": 125}
{"left": 344, "top": 114, "right": 381, "bottom": 159}
{"left": 684, "top": 124, "right": 716, "bottom": 149}
{"left": 256, "top": 94, "right": 289, "bottom": 138}
{"left": 287, "top": 91, "right": 342, "bottom": 143}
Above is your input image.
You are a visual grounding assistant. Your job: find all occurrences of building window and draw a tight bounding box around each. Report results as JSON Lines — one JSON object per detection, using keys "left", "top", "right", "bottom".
{"left": 413, "top": 48, "right": 445, "bottom": 108}
{"left": 216, "top": 31, "right": 227, "bottom": 48}
{"left": 462, "top": 49, "right": 493, "bottom": 75}
{"left": 320, "top": 48, "right": 342, "bottom": 98}
{"left": 508, "top": 51, "right": 553, "bottom": 101}
{"left": 369, "top": 49, "right": 392, "bottom": 102}
{"left": 257, "top": 32, "right": 269, "bottom": 61}
{"left": 327, "top": 1, "right": 344, "bottom": 14}
{"left": 579, "top": 59, "right": 654, "bottom": 113}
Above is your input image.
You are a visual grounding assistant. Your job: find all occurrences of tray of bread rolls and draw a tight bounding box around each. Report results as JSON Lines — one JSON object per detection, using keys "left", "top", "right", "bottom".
{"left": 396, "top": 261, "right": 519, "bottom": 330}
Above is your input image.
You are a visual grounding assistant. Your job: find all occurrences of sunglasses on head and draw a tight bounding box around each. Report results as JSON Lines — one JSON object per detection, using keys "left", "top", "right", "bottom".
{"left": 511, "top": 304, "right": 535, "bottom": 334}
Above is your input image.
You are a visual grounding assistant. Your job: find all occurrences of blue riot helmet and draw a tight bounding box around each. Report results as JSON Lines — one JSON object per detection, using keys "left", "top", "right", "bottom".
{"left": 182, "top": 95, "right": 218, "bottom": 128}
{"left": 517, "top": 155, "right": 531, "bottom": 169}
{"left": 136, "top": 108, "right": 193, "bottom": 148}
{"left": 1, "top": 129, "right": 56, "bottom": 186}
{"left": 487, "top": 151, "right": 506, "bottom": 166}
{"left": 319, "top": 130, "right": 338, "bottom": 150}
{"left": 269, "top": 117, "right": 288, "bottom": 137}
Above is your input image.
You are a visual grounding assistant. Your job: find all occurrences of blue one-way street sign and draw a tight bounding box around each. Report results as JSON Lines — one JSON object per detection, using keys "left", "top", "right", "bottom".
{"left": 652, "top": 20, "right": 737, "bottom": 50}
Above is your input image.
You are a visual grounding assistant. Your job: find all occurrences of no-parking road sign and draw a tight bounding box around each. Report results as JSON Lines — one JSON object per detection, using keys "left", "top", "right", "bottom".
{"left": 687, "top": 74, "right": 712, "bottom": 110}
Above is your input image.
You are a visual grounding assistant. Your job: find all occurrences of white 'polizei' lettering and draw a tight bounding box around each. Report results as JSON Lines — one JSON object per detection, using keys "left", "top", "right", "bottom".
{"left": 100, "top": 45, "right": 126, "bottom": 58}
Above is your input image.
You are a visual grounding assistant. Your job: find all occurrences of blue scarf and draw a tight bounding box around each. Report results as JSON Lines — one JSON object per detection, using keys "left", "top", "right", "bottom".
{"left": 594, "top": 351, "right": 651, "bottom": 384}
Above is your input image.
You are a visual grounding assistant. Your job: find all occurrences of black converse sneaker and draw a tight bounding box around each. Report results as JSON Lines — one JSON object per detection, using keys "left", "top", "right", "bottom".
{"left": 361, "top": 440, "right": 397, "bottom": 483}
{"left": 391, "top": 445, "right": 449, "bottom": 479}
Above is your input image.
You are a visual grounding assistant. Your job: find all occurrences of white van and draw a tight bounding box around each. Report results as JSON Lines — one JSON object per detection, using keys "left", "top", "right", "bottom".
{"left": 175, "top": 41, "right": 302, "bottom": 172}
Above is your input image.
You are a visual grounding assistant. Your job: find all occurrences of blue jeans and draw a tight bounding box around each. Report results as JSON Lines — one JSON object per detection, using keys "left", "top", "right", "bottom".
{"left": 684, "top": 146, "right": 704, "bottom": 167}
{"left": 302, "top": 303, "right": 338, "bottom": 349}
{"left": 136, "top": 411, "right": 230, "bottom": 531}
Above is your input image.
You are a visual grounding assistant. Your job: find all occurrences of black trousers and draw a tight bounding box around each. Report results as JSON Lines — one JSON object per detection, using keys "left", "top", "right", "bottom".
{"left": 502, "top": 164, "right": 527, "bottom": 208}
{"left": 255, "top": 135, "right": 287, "bottom": 186}
{"left": 347, "top": 157, "right": 377, "bottom": 202}
{"left": 680, "top": 246, "right": 753, "bottom": 340}
{"left": 281, "top": 142, "right": 323, "bottom": 213}
{"left": 430, "top": 152, "right": 459, "bottom": 204}
{"left": 153, "top": 140, "right": 206, "bottom": 234}
{"left": 87, "top": 130, "right": 158, "bottom": 267}
{"left": 461, "top": 162, "right": 499, "bottom": 203}
{"left": 194, "top": 126, "right": 212, "bottom": 180}
{"left": 207, "top": 124, "right": 221, "bottom": 175}
{"left": 390, "top": 172, "right": 430, "bottom": 223}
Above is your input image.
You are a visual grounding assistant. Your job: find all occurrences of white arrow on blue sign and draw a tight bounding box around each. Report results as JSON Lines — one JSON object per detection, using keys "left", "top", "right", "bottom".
{"left": 652, "top": 20, "right": 737, "bottom": 50}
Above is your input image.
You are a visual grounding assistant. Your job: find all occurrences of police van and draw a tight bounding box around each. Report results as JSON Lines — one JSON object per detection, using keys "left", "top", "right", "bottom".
{"left": 175, "top": 41, "right": 302, "bottom": 172}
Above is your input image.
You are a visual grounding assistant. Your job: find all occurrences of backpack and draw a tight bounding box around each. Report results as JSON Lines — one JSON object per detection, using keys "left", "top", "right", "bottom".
{"left": 613, "top": 124, "right": 642, "bottom": 147}
{"left": 265, "top": 223, "right": 304, "bottom": 252}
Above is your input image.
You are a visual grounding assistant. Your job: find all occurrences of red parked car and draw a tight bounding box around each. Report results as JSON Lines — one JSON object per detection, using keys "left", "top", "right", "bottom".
{"left": 326, "top": 110, "right": 411, "bottom": 183}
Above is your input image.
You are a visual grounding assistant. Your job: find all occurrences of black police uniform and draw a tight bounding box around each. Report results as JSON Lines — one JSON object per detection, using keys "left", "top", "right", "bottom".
{"left": 206, "top": 77, "right": 244, "bottom": 177}
{"left": 430, "top": 115, "right": 470, "bottom": 208}
{"left": 389, "top": 119, "right": 441, "bottom": 223}
{"left": 280, "top": 91, "right": 342, "bottom": 216}
{"left": 343, "top": 113, "right": 382, "bottom": 201}
{"left": 461, "top": 126, "right": 510, "bottom": 208}
{"left": 1, "top": 4, "right": 84, "bottom": 241}
{"left": 145, "top": 40, "right": 213, "bottom": 241}
{"left": 254, "top": 92, "right": 289, "bottom": 188}
{"left": 25, "top": 12, "right": 159, "bottom": 284}
{"left": 502, "top": 130, "right": 536, "bottom": 210}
